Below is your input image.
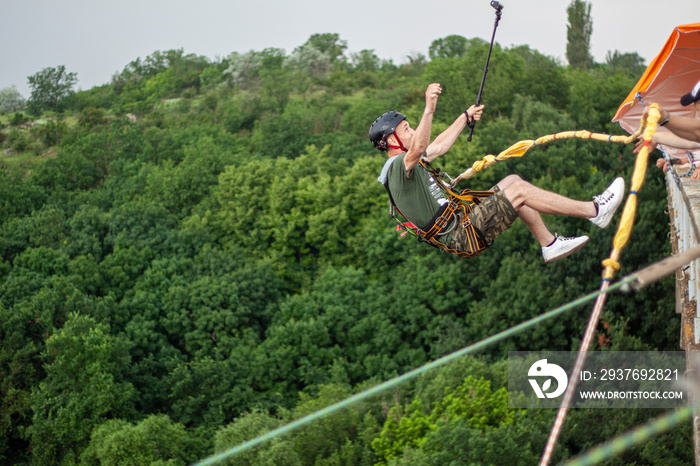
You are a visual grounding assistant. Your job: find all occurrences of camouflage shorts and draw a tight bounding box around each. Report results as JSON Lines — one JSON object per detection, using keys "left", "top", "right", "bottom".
{"left": 447, "top": 187, "right": 517, "bottom": 253}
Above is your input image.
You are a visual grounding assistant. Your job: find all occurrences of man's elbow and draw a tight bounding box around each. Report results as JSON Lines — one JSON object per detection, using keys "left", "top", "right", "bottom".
{"left": 409, "top": 142, "right": 430, "bottom": 159}
{"left": 692, "top": 129, "right": 700, "bottom": 143}
{"left": 426, "top": 143, "right": 446, "bottom": 158}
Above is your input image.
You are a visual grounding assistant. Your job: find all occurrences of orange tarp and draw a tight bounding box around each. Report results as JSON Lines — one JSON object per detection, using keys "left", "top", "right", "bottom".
{"left": 613, "top": 23, "right": 700, "bottom": 141}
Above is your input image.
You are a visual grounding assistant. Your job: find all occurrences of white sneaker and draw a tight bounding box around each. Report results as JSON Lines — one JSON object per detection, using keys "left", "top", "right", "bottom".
{"left": 590, "top": 177, "right": 625, "bottom": 229}
{"left": 541, "top": 235, "right": 590, "bottom": 263}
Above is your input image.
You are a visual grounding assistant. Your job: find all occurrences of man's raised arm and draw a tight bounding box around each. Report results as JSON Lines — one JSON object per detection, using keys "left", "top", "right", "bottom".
{"left": 425, "top": 104, "right": 485, "bottom": 162}
{"left": 404, "top": 83, "right": 441, "bottom": 172}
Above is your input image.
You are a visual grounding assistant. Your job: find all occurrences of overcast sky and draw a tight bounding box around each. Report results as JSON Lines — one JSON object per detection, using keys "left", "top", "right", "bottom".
{"left": 1, "top": 0, "right": 698, "bottom": 97}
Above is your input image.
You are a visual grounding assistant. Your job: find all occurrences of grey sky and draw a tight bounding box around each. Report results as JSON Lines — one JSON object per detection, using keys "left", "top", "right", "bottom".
{"left": 1, "top": 0, "right": 698, "bottom": 97}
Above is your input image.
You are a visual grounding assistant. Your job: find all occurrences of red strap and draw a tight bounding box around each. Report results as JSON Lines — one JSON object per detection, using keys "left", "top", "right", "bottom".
{"left": 396, "top": 222, "right": 418, "bottom": 237}
{"left": 388, "top": 131, "right": 408, "bottom": 152}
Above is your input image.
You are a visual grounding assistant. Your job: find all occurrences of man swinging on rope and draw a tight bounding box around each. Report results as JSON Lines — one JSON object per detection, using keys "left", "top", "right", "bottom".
{"left": 370, "top": 83, "right": 625, "bottom": 262}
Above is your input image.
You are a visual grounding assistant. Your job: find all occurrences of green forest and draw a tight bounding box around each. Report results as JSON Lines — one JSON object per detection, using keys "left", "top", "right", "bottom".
{"left": 0, "top": 31, "right": 689, "bottom": 465}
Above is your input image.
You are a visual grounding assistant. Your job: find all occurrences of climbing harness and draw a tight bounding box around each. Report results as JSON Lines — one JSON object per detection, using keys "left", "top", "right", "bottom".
{"left": 380, "top": 156, "right": 493, "bottom": 258}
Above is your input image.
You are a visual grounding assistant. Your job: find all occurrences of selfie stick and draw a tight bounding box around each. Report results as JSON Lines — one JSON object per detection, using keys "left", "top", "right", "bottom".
{"left": 468, "top": 0, "right": 503, "bottom": 141}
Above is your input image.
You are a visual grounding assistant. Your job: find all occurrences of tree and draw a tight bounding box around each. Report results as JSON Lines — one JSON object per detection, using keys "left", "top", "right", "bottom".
{"left": 566, "top": 0, "right": 593, "bottom": 69}
{"left": 0, "top": 85, "right": 26, "bottom": 113}
{"left": 428, "top": 35, "right": 470, "bottom": 60}
{"left": 510, "top": 46, "right": 570, "bottom": 109}
{"left": 112, "top": 49, "right": 185, "bottom": 89}
{"left": 27, "top": 65, "right": 78, "bottom": 114}
{"left": 77, "top": 107, "right": 107, "bottom": 130}
{"left": 605, "top": 50, "right": 646, "bottom": 75}
{"left": 0, "top": 300, "right": 46, "bottom": 464}
{"left": 27, "top": 314, "right": 136, "bottom": 464}
{"left": 80, "top": 415, "right": 195, "bottom": 465}
{"left": 214, "top": 409, "right": 301, "bottom": 466}
{"left": 290, "top": 383, "right": 371, "bottom": 464}
{"left": 109, "top": 48, "right": 208, "bottom": 99}
{"left": 372, "top": 376, "right": 515, "bottom": 464}
{"left": 224, "top": 51, "right": 262, "bottom": 89}
{"left": 302, "top": 33, "right": 348, "bottom": 62}
{"left": 285, "top": 44, "right": 333, "bottom": 80}
{"left": 351, "top": 50, "right": 381, "bottom": 72}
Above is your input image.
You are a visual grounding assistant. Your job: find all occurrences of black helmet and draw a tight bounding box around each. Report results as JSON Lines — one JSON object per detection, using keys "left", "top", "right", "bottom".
{"left": 369, "top": 110, "right": 405, "bottom": 151}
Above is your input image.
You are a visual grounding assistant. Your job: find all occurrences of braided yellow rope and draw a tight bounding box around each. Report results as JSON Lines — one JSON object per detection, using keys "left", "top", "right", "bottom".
{"left": 451, "top": 124, "right": 648, "bottom": 185}
{"left": 601, "top": 104, "right": 659, "bottom": 280}
{"left": 539, "top": 105, "right": 660, "bottom": 466}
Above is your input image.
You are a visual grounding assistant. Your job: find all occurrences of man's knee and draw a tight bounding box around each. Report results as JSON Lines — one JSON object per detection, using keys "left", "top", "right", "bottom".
{"left": 497, "top": 174, "right": 523, "bottom": 190}
{"left": 503, "top": 177, "right": 543, "bottom": 211}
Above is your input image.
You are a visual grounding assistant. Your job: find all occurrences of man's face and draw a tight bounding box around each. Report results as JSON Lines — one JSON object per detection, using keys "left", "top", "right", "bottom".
{"left": 391, "top": 119, "right": 414, "bottom": 148}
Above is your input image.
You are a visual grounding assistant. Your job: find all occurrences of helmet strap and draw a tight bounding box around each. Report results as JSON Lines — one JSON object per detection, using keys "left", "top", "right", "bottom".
{"left": 387, "top": 132, "right": 408, "bottom": 152}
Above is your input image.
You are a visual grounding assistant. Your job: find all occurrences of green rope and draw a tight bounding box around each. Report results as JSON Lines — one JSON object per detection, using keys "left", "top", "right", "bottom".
{"left": 193, "top": 276, "right": 636, "bottom": 466}
{"left": 562, "top": 408, "right": 693, "bottom": 466}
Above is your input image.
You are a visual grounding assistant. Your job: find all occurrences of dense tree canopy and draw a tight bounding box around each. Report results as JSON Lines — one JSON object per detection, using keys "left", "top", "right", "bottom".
{"left": 0, "top": 31, "right": 688, "bottom": 465}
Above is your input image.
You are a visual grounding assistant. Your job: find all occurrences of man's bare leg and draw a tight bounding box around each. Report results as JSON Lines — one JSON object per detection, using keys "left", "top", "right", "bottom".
{"left": 494, "top": 174, "right": 626, "bottom": 262}
{"left": 496, "top": 175, "right": 595, "bottom": 247}
{"left": 499, "top": 175, "right": 597, "bottom": 218}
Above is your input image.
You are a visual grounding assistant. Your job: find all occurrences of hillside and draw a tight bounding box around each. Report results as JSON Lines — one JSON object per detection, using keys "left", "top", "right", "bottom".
{"left": 0, "top": 36, "right": 688, "bottom": 465}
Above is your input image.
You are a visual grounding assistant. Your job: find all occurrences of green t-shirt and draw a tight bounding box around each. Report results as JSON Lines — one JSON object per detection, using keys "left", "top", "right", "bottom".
{"left": 384, "top": 153, "right": 450, "bottom": 229}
